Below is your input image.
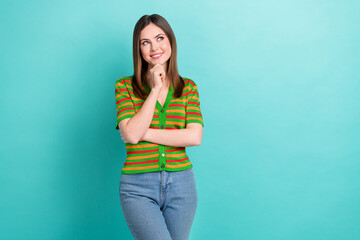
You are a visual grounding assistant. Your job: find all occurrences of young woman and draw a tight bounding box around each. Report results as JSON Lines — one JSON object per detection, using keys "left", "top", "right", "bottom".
{"left": 115, "top": 14, "right": 204, "bottom": 240}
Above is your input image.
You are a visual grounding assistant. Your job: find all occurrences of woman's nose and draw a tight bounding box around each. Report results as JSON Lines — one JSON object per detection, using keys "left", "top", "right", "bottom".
{"left": 150, "top": 43, "right": 160, "bottom": 51}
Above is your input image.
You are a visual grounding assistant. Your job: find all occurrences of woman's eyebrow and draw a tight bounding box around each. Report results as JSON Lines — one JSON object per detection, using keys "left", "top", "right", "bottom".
{"left": 140, "top": 33, "right": 164, "bottom": 41}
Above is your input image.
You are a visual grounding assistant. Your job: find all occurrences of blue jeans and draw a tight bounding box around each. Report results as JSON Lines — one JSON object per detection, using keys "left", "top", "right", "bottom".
{"left": 119, "top": 168, "right": 198, "bottom": 240}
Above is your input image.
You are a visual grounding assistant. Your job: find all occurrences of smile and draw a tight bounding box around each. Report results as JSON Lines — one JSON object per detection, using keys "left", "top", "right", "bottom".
{"left": 150, "top": 52, "right": 163, "bottom": 58}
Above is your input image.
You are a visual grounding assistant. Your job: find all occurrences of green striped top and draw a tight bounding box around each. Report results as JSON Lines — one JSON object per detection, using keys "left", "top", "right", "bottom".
{"left": 114, "top": 75, "right": 204, "bottom": 174}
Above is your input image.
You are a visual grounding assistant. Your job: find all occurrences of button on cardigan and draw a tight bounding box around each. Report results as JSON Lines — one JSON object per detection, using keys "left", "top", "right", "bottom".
{"left": 114, "top": 76, "right": 204, "bottom": 174}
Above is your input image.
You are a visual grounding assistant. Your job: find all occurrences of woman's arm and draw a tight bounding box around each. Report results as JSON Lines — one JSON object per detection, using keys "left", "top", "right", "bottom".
{"left": 119, "top": 87, "right": 161, "bottom": 144}
{"left": 140, "top": 123, "right": 203, "bottom": 147}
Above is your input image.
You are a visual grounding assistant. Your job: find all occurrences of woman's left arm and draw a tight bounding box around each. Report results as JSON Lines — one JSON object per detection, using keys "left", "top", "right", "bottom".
{"left": 140, "top": 123, "right": 203, "bottom": 147}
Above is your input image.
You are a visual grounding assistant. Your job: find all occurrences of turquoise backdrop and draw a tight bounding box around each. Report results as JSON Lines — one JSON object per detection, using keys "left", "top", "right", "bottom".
{"left": 1, "top": 0, "right": 359, "bottom": 239}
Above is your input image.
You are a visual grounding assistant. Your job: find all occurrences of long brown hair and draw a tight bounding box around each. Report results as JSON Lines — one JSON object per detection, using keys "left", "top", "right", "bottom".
{"left": 132, "top": 14, "right": 184, "bottom": 99}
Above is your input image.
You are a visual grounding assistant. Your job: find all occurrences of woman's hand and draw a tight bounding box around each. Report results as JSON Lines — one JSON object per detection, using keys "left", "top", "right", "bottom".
{"left": 149, "top": 63, "right": 166, "bottom": 89}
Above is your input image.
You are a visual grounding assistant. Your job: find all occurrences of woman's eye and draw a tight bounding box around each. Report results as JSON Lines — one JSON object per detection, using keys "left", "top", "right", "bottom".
{"left": 141, "top": 36, "right": 164, "bottom": 45}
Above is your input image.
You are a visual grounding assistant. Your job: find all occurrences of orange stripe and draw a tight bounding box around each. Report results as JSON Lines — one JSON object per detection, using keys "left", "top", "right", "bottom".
{"left": 126, "top": 143, "right": 158, "bottom": 149}
{"left": 167, "top": 109, "right": 185, "bottom": 113}
{"left": 123, "top": 165, "right": 158, "bottom": 171}
{"left": 117, "top": 102, "right": 133, "bottom": 109}
{"left": 132, "top": 96, "right": 142, "bottom": 101}
{"left": 187, "top": 106, "right": 200, "bottom": 110}
{"left": 187, "top": 96, "right": 199, "bottom": 101}
{"left": 183, "top": 86, "right": 191, "bottom": 91}
{"left": 166, "top": 162, "right": 191, "bottom": 168}
{"left": 127, "top": 153, "right": 158, "bottom": 160}
{"left": 170, "top": 99, "right": 186, "bottom": 104}
{"left": 166, "top": 152, "right": 186, "bottom": 158}
{"left": 115, "top": 82, "right": 125, "bottom": 87}
{"left": 115, "top": 93, "right": 127, "bottom": 99}
{"left": 187, "top": 117, "right": 202, "bottom": 121}
{"left": 117, "top": 113, "right": 134, "bottom": 119}
{"left": 118, "top": 112, "right": 134, "bottom": 119}
{"left": 165, "top": 121, "right": 185, "bottom": 126}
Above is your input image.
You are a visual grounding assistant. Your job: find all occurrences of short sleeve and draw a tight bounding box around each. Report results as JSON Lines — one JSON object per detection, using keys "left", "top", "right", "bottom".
{"left": 115, "top": 80, "right": 136, "bottom": 130}
{"left": 185, "top": 81, "right": 204, "bottom": 127}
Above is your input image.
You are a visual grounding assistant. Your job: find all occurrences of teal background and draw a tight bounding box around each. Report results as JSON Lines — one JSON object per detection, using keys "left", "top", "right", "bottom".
{"left": 1, "top": 0, "right": 359, "bottom": 239}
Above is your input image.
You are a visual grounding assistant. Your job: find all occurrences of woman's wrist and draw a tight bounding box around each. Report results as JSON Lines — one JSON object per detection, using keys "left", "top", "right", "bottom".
{"left": 151, "top": 86, "right": 162, "bottom": 93}
{"left": 141, "top": 129, "right": 151, "bottom": 142}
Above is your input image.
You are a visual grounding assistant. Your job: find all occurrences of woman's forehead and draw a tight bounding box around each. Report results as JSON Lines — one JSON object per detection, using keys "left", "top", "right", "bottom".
{"left": 140, "top": 24, "right": 165, "bottom": 39}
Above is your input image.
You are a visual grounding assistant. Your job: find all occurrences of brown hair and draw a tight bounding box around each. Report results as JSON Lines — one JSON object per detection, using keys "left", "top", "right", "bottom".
{"left": 132, "top": 14, "right": 184, "bottom": 99}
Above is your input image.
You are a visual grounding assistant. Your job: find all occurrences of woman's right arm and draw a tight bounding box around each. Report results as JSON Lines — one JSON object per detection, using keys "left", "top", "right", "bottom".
{"left": 118, "top": 86, "right": 161, "bottom": 144}
{"left": 117, "top": 63, "right": 165, "bottom": 144}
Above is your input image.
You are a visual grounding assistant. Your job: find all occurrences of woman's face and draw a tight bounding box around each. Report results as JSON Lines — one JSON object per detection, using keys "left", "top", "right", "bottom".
{"left": 139, "top": 23, "right": 172, "bottom": 70}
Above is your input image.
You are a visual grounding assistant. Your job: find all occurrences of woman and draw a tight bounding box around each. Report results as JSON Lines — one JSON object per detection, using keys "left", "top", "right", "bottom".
{"left": 115, "top": 14, "right": 204, "bottom": 240}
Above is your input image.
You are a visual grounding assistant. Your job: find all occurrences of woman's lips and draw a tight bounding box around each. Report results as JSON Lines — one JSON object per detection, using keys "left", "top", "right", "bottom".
{"left": 150, "top": 52, "right": 163, "bottom": 59}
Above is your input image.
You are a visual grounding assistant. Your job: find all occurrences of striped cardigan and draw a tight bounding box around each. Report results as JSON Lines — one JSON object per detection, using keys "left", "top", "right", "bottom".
{"left": 114, "top": 75, "right": 204, "bottom": 174}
